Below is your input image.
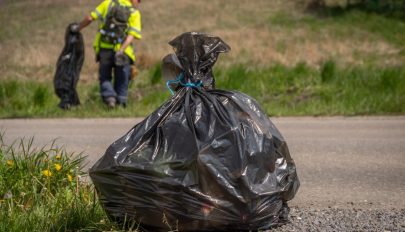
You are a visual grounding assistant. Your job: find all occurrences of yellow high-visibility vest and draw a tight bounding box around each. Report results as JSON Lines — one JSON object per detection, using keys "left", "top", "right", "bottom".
{"left": 90, "top": 0, "right": 142, "bottom": 62}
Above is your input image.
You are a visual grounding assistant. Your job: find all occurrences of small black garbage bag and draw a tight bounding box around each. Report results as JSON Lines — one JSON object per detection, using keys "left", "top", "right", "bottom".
{"left": 90, "top": 32, "right": 300, "bottom": 231}
{"left": 53, "top": 23, "right": 84, "bottom": 109}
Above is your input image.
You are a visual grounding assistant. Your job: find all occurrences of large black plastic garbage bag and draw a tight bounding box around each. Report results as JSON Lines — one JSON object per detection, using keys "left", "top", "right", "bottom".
{"left": 53, "top": 23, "right": 84, "bottom": 109}
{"left": 90, "top": 32, "right": 299, "bottom": 231}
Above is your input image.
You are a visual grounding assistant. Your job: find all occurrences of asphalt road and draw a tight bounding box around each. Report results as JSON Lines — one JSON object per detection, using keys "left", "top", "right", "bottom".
{"left": 1, "top": 117, "right": 405, "bottom": 210}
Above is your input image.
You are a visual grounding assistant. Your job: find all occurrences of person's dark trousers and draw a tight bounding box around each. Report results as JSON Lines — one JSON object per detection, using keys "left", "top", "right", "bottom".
{"left": 98, "top": 48, "right": 131, "bottom": 106}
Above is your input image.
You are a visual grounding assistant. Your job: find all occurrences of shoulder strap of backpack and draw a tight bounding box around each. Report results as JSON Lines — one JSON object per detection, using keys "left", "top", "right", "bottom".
{"left": 105, "top": 1, "right": 113, "bottom": 18}
{"left": 106, "top": 0, "right": 119, "bottom": 17}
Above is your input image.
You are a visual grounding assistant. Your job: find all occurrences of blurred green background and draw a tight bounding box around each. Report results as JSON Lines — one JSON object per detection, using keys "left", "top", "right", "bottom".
{"left": 0, "top": 0, "right": 404, "bottom": 118}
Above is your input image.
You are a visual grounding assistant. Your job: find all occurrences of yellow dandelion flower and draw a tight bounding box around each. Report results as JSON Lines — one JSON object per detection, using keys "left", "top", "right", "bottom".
{"left": 55, "top": 154, "right": 62, "bottom": 160}
{"left": 54, "top": 163, "right": 62, "bottom": 171}
{"left": 67, "top": 174, "right": 73, "bottom": 182}
{"left": 6, "top": 160, "right": 14, "bottom": 167}
{"left": 42, "top": 169, "right": 52, "bottom": 177}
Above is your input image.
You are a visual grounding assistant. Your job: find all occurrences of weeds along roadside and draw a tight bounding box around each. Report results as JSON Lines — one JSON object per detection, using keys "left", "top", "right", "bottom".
{"left": 0, "top": 62, "right": 404, "bottom": 118}
{"left": 0, "top": 133, "right": 124, "bottom": 231}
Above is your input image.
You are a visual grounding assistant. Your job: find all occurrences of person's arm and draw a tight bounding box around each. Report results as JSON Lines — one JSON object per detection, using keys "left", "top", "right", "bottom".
{"left": 119, "top": 9, "right": 142, "bottom": 53}
{"left": 119, "top": 35, "right": 135, "bottom": 53}
{"left": 77, "top": 1, "right": 107, "bottom": 32}
{"left": 78, "top": 15, "right": 94, "bottom": 31}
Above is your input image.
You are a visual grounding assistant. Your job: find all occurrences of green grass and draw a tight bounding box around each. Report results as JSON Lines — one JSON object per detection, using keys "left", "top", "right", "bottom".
{"left": 218, "top": 62, "right": 404, "bottom": 116}
{"left": 1, "top": 133, "right": 174, "bottom": 231}
{"left": 269, "top": 9, "right": 405, "bottom": 47}
{"left": 0, "top": 134, "right": 124, "bottom": 231}
{"left": 0, "top": 62, "right": 404, "bottom": 118}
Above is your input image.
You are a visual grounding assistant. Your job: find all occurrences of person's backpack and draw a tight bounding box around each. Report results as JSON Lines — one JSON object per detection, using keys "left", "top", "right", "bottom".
{"left": 100, "top": 0, "right": 133, "bottom": 44}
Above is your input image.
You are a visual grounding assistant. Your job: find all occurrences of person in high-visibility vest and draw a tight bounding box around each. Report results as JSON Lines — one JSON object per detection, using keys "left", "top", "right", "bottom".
{"left": 74, "top": 0, "right": 142, "bottom": 108}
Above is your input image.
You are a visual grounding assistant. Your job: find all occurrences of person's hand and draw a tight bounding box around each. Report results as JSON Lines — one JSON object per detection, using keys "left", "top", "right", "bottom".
{"left": 70, "top": 24, "right": 80, "bottom": 33}
{"left": 115, "top": 51, "right": 128, "bottom": 66}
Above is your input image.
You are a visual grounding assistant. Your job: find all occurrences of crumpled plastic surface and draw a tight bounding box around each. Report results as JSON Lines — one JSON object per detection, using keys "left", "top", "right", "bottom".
{"left": 53, "top": 23, "right": 84, "bottom": 109}
{"left": 90, "top": 32, "right": 299, "bottom": 231}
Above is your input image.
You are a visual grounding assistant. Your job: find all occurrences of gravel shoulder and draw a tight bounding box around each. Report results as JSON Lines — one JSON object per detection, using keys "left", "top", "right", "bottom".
{"left": 272, "top": 206, "right": 405, "bottom": 232}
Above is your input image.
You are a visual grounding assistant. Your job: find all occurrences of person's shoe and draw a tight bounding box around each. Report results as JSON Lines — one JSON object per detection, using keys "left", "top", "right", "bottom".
{"left": 117, "top": 102, "right": 127, "bottom": 108}
{"left": 105, "top": 97, "right": 116, "bottom": 109}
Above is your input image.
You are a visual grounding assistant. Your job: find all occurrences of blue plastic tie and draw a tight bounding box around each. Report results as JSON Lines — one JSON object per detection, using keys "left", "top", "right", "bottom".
{"left": 182, "top": 79, "right": 203, "bottom": 88}
{"left": 166, "top": 73, "right": 203, "bottom": 95}
{"left": 166, "top": 73, "right": 184, "bottom": 95}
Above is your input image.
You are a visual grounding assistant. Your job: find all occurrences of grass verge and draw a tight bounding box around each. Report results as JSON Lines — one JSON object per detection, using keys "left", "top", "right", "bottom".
{"left": 0, "top": 62, "right": 404, "bottom": 118}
